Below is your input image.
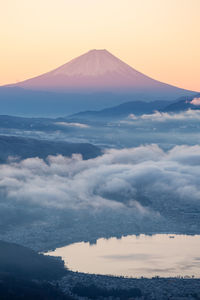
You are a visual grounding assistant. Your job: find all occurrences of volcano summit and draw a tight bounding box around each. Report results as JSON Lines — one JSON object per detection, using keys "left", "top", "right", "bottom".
{"left": 1, "top": 50, "right": 197, "bottom": 115}
{"left": 9, "top": 49, "right": 196, "bottom": 99}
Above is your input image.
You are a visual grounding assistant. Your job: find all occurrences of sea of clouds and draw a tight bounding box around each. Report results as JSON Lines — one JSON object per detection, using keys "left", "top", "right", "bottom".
{"left": 0, "top": 144, "right": 200, "bottom": 214}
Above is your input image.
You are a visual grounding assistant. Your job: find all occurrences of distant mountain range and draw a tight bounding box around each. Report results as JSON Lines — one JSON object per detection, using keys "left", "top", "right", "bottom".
{"left": 70, "top": 94, "right": 200, "bottom": 120}
{"left": 0, "top": 50, "right": 197, "bottom": 116}
{"left": 71, "top": 100, "right": 173, "bottom": 120}
{"left": 0, "top": 135, "right": 101, "bottom": 163}
{"left": 163, "top": 94, "right": 200, "bottom": 112}
{"left": 0, "top": 94, "right": 199, "bottom": 132}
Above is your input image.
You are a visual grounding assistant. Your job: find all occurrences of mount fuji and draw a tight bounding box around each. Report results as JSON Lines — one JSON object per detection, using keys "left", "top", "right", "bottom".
{"left": 10, "top": 49, "right": 196, "bottom": 98}
{"left": 0, "top": 50, "right": 197, "bottom": 115}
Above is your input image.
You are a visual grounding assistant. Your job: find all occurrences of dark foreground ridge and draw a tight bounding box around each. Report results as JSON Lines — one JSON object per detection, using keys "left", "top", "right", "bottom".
{"left": 0, "top": 275, "right": 73, "bottom": 300}
{"left": 0, "top": 240, "right": 73, "bottom": 299}
{"left": 0, "top": 240, "right": 66, "bottom": 280}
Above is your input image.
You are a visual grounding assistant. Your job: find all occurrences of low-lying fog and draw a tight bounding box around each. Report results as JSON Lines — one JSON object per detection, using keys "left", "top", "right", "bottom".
{"left": 1, "top": 109, "right": 200, "bottom": 149}
{"left": 0, "top": 109, "right": 200, "bottom": 250}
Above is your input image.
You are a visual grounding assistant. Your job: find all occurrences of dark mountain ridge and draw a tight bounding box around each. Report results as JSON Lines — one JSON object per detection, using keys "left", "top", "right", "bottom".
{"left": 0, "top": 135, "right": 101, "bottom": 163}
{"left": 70, "top": 93, "right": 200, "bottom": 120}
{"left": 163, "top": 93, "right": 200, "bottom": 112}
{"left": 70, "top": 100, "right": 173, "bottom": 120}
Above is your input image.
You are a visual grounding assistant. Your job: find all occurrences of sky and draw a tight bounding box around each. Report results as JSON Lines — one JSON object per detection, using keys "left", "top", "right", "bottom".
{"left": 0, "top": 0, "right": 199, "bottom": 91}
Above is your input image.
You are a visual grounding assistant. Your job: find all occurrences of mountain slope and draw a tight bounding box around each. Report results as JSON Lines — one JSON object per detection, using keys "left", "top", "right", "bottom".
{"left": 8, "top": 49, "right": 196, "bottom": 99}
{"left": 0, "top": 87, "right": 163, "bottom": 116}
{"left": 70, "top": 100, "right": 173, "bottom": 120}
{"left": 163, "top": 94, "right": 200, "bottom": 112}
{"left": 0, "top": 135, "right": 101, "bottom": 162}
{"left": 0, "top": 240, "right": 66, "bottom": 280}
{"left": 71, "top": 94, "right": 200, "bottom": 120}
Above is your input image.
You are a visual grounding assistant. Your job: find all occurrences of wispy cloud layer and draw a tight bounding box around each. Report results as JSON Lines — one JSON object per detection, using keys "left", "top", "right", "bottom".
{"left": 126, "top": 109, "right": 200, "bottom": 122}
{"left": 55, "top": 122, "right": 89, "bottom": 128}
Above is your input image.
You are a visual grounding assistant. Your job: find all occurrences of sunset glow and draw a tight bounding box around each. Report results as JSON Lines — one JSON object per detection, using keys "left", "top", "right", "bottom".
{"left": 0, "top": 0, "right": 199, "bottom": 91}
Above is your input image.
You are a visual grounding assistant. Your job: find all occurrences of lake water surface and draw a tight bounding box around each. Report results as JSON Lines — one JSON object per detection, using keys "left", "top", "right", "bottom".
{"left": 47, "top": 234, "right": 200, "bottom": 278}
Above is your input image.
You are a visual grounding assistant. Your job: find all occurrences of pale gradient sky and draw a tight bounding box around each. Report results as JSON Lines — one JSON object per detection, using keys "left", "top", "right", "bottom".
{"left": 0, "top": 0, "right": 199, "bottom": 91}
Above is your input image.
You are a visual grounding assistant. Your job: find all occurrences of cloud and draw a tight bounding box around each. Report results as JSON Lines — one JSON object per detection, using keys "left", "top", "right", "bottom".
{"left": 0, "top": 144, "right": 200, "bottom": 215}
{"left": 125, "top": 109, "right": 200, "bottom": 122}
{"left": 191, "top": 97, "right": 200, "bottom": 106}
{"left": 55, "top": 122, "right": 89, "bottom": 128}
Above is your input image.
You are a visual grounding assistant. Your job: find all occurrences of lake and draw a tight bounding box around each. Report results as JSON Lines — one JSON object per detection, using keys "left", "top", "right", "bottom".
{"left": 46, "top": 234, "right": 200, "bottom": 278}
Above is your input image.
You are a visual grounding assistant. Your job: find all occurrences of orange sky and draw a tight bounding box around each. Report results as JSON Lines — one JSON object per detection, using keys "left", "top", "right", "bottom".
{"left": 0, "top": 0, "right": 199, "bottom": 91}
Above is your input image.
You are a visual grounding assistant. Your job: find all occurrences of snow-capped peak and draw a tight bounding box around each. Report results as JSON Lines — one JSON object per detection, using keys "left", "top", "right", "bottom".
{"left": 50, "top": 49, "right": 134, "bottom": 77}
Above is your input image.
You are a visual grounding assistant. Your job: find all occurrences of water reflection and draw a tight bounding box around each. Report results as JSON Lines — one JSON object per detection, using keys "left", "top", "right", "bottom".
{"left": 47, "top": 234, "right": 200, "bottom": 278}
